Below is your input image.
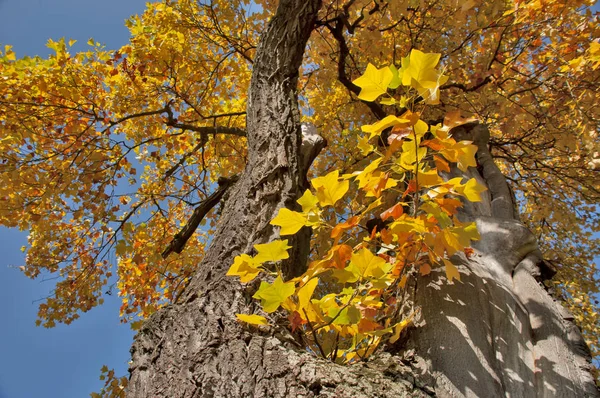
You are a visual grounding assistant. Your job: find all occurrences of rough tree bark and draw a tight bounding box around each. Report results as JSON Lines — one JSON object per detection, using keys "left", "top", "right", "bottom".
{"left": 126, "top": 2, "right": 599, "bottom": 397}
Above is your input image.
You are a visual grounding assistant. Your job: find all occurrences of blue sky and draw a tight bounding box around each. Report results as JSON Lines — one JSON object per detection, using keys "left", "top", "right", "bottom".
{"left": 1, "top": 2, "right": 599, "bottom": 397}
{"left": 0, "top": 1, "right": 151, "bottom": 397}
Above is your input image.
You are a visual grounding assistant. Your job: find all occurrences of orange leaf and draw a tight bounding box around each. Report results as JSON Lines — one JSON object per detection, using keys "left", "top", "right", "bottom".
{"left": 422, "top": 139, "right": 444, "bottom": 151}
{"left": 442, "top": 110, "right": 478, "bottom": 131}
{"left": 381, "top": 203, "right": 404, "bottom": 221}
{"left": 331, "top": 216, "right": 360, "bottom": 239}
{"left": 289, "top": 311, "right": 305, "bottom": 332}
{"left": 358, "top": 318, "right": 383, "bottom": 333}
{"left": 433, "top": 155, "right": 451, "bottom": 173}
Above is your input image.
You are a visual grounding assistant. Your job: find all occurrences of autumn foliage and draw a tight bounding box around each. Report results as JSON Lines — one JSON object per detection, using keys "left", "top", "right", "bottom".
{"left": 228, "top": 52, "right": 487, "bottom": 362}
{"left": 1, "top": 0, "right": 599, "bottom": 381}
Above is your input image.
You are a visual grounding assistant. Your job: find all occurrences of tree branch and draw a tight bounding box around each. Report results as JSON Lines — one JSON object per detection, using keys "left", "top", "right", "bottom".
{"left": 163, "top": 104, "right": 246, "bottom": 137}
{"left": 325, "top": 18, "right": 386, "bottom": 120}
{"left": 161, "top": 175, "right": 239, "bottom": 259}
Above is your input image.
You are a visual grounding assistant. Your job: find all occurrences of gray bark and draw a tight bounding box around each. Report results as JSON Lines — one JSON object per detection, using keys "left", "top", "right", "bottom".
{"left": 400, "top": 123, "right": 599, "bottom": 397}
{"left": 125, "top": 3, "right": 598, "bottom": 397}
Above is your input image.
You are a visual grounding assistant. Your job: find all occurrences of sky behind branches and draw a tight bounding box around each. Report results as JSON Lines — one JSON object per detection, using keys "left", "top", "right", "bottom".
{"left": 0, "top": 1, "right": 599, "bottom": 397}
{"left": 0, "top": 1, "right": 152, "bottom": 397}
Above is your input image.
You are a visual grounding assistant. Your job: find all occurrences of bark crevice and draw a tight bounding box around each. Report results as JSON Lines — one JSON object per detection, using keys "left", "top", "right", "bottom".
{"left": 126, "top": 3, "right": 599, "bottom": 397}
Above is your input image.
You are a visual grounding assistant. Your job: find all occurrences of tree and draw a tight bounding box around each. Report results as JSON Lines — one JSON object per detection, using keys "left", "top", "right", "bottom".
{"left": 1, "top": 0, "right": 599, "bottom": 396}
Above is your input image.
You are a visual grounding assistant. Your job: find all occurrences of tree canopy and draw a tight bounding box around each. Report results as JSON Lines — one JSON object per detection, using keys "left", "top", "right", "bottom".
{"left": 1, "top": 0, "right": 598, "bottom": 383}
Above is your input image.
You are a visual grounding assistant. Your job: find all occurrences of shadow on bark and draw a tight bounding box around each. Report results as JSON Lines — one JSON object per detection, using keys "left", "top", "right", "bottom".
{"left": 125, "top": 1, "right": 599, "bottom": 396}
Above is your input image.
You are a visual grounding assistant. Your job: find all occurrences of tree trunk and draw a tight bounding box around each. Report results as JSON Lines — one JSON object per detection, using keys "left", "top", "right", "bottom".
{"left": 126, "top": 2, "right": 599, "bottom": 397}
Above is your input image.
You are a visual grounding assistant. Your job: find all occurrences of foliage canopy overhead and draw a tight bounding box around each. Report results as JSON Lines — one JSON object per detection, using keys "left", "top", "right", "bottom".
{"left": 0, "top": 0, "right": 598, "bottom": 367}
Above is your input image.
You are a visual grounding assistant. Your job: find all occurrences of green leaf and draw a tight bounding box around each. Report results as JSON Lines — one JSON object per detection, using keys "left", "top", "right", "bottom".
{"left": 388, "top": 64, "right": 401, "bottom": 89}
{"left": 329, "top": 305, "right": 361, "bottom": 325}
{"left": 253, "top": 276, "right": 295, "bottom": 313}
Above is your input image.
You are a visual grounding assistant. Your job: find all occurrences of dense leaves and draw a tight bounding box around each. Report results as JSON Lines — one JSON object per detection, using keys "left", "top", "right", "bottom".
{"left": 1, "top": 0, "right": 598, "bottom": 380}
{"left": 232, "top": 55, "right": 486, "bottom": 361}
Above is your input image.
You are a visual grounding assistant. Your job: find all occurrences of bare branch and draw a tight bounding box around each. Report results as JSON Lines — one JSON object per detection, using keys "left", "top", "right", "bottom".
{"left": 161, "top": 175, "right": 239, "bottom": 259}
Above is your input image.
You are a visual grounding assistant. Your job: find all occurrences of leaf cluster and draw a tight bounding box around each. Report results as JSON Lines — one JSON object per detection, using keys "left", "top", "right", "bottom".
{"left": 230, "top": 54, "right": 486, "bottom": 362}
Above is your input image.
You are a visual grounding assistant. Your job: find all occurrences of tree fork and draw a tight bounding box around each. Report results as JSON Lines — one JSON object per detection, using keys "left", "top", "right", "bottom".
{"left": 126, "top": 1, "right": 328, "bottom": 396}
{"left": 125, "top": 2, "right": 599, "bottom": 397}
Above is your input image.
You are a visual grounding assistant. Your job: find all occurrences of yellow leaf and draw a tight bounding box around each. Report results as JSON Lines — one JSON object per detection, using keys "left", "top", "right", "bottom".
{"left": 68, "top": 39, "right": 77, "bottom": 47}
{"left": 400, "top": 49, "right": 448, "bottom": 104}
{"left": 456, "top": 178, "right": 487, "bottom": 202}
{"left": 4, "top": 45, "right": 15, "bottom": 61}
{"left": 270, "top": 208, "right": 307, "bottom": 235}
{"left": 361, "top": 115, "right": 410, "bottom": 140}
{"left": 297, "top": 190, "right": 319, "bottom": 213}
{"left": 357, "top": 135, "right": 374, "bottom": 155}
{"left": 297, "top": 277, "right": 319, "bottom": 310}
{"left": 253, "top": 276, "right": 296, "bottom": 313}
{"left": 401, "top": 49, "right": 441, "bottom": 86}
{"left": 413, "top": 119, "right": 429, "bottom": 138}
{"left": 311, "top": 170, "right": 349, "bottom": 207}
{"left": 398, "top": 140, "right": 427, "bottom": 170}
{"left": 417, "top": 169, "right": 443, "bottom": 187}
{"left": 455, "top": 142, "right": 478, "bottom": 171}
{"left": 443, "top": 258, "right": 460, "bottom": 282}
{"left": 329, "top": 305, "right": 361, "bottom": 325}
{"left": 388, "top": 64, "right": 401, "bottom": 89}
{"left": 254, "top": 239, "right": 292, "bottom": 263}
{"left": 236, "top": 313, "right": 268, "bottom": 326}
{"left": 345, "top": 248, "right": 392, "bottom": 282}
{"left": 389, "top": 317, "right": 412, "bottom": 344}
{"left": 391, "top": 216, "right": 427, "bottom": 234}
{"left": 352, "top": 63, "right": 393, "bottom": 102}
{"left": 226, "top": 254, "right": 261, "bottom": 283}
